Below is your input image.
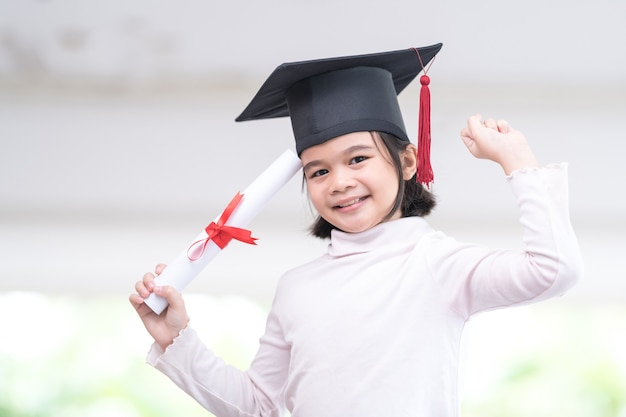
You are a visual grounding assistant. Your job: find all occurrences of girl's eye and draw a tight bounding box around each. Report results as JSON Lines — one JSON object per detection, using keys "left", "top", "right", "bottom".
{"left": 350, "top": 155, "right": 368, "bottom": 164}
{"left": 310, "top": 169, "right": 328, "bottom": 178}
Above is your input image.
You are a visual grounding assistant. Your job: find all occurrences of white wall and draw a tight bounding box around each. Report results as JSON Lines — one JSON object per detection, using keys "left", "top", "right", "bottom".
{"left": 1, "top": 0, "right": 625, "bottom": 304}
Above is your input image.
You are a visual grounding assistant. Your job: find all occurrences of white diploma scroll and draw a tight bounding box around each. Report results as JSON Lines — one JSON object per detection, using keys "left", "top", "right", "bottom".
{"left": 144, "top": 149, "right": 302, "bottom": 315}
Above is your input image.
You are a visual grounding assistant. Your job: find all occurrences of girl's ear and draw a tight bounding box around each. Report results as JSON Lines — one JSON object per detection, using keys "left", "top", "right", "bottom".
{"left": 401, "top": 144, "right": 418, "bottom": 180}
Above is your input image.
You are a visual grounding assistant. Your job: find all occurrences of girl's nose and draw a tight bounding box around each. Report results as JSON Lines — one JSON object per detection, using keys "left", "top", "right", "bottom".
{"left": 330, "top": 168, "right": 356, "bottom": 193}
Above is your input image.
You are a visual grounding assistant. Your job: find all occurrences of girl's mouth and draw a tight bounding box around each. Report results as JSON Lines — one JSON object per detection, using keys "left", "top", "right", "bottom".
{"left": 336, "top": 197, "right": 365, "bottom": 208}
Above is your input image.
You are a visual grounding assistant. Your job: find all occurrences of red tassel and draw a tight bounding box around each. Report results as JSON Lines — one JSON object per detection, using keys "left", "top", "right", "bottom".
{"left": 417, "top": 74, "right": 433, "bottom": 186}
{"left": 413, "top": 47, "right": 435, "bottom": 187}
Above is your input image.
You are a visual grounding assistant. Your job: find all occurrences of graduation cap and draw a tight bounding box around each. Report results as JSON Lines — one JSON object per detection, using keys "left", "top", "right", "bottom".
{"left": 236, "top": 43, "right": 443, "bottom": 185}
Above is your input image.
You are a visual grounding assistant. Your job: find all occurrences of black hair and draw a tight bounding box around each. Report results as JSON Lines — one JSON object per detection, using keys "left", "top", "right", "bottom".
{"left": 307, "top": 131, "right": 437, "bottom": 239}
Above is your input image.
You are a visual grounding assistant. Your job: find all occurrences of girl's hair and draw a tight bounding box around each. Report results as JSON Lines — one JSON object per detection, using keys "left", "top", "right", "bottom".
{"left": 308, "top": 131, "right": 437, "bottom": 239}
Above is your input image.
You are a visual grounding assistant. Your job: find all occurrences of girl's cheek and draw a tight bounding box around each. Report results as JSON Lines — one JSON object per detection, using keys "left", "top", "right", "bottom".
{"left": 306, "top": 187, "right": 324, "bottom": 209}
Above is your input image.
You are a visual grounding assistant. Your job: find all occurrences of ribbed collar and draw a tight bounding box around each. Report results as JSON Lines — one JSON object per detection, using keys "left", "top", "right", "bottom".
{"left": 327, "top": 217, "right": 433, "bottom": 258}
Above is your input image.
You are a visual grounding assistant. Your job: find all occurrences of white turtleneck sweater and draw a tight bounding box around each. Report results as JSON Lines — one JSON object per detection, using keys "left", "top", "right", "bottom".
{"left": 147, "top": 163, "right": 582, "bottom": 417}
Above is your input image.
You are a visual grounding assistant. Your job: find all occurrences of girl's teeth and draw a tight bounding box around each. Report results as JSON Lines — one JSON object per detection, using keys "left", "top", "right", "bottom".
{"left": 339, "top": 198, "right": 362, "bottom": 208}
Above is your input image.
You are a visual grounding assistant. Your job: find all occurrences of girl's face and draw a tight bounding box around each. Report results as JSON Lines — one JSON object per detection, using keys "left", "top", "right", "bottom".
{"left": 301, "top": 131, "right": 415, "bottom": 234}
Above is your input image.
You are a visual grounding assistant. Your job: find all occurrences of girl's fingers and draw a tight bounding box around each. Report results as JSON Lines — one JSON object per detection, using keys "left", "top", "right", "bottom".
{"left": 483, "top": 118, "right": 497, "bottom": 130}
{"left": 154, "top": 285, "right": 183, "bottom": 310}
{"left": 143, "top": 271, "right": 156, "bottom": 288}
{"left": 155, "top": 263, "right": 167, "bottom": 275}
{"left": 466, "top": 114, "right": 484, "bottom": 137}
{"left": 497, "top": 119, "right": 511, "bottom": 133}
{"left": 135, "top": 277, "right": 153, "bottom": 298}
{"left": 129, "top": 293, "right": 145, "bottom": 308}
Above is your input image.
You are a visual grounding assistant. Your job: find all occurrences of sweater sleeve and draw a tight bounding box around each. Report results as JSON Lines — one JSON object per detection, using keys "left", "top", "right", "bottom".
{"left": 428, "top": 163, "right": 583, "bottom": 317}
{"left": 147, "top": 303, "right": 290, "bottom": 417}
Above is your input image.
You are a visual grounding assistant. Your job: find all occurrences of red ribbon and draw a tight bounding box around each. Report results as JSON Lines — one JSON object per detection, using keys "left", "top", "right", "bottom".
{"left": 187, "top": 192, "right": 257, "bottom": 261}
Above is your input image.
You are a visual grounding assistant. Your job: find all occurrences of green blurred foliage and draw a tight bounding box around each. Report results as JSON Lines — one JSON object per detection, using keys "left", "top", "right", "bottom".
{"left": 0, "top": 293, "right": 624, "bottom": 417}
{"left": 462, "top": 305, "right": 626, "bottom": 417}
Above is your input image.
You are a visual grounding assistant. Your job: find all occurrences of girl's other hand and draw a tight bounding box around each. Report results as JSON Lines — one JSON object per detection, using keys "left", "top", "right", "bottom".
{"left": 129, "top": 263, "right": 190, "bottom": 350}
{"left": 460, "top": 114, "right": 539, "bottom": 175}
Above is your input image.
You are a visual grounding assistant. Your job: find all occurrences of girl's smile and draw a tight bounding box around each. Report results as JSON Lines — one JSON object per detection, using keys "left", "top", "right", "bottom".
{"left": 335, "top": 196, "right": 367, "bottom": 209}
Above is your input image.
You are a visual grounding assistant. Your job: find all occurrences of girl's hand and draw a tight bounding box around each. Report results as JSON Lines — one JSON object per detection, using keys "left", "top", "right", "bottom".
{"left": 460, "top": 114, "right": 539, "bottom": 175}
{"left": 129, "top": 264, "right": 190, "bottom": 350}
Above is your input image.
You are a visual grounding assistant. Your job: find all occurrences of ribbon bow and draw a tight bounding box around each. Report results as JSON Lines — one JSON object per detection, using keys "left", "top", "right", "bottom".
{"left": 187, "top": 192, "right": 258, "bottom": 261}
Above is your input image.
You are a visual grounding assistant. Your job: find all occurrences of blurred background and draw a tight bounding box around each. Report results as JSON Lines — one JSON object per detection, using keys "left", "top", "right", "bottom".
{"left": 1, "top": 0, "right": 625, "bottom": 416}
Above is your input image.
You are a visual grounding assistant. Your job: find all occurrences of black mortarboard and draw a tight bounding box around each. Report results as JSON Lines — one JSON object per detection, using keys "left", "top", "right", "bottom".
{"left": 236, "top": 43, "right": 442, "bottom": 150}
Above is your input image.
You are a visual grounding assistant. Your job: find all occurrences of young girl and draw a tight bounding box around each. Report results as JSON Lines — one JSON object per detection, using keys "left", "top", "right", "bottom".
{"left": 130, "top": 44, "right": 582, "bottom": 417}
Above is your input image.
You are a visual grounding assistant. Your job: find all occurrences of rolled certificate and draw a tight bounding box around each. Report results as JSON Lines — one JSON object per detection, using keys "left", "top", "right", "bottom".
{"left": 144, "top": 149, "right": 302, "bottom": 315}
